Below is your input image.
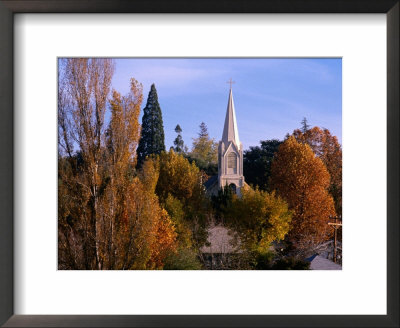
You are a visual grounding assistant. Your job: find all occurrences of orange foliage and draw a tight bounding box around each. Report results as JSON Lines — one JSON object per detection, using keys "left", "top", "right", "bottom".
{"left": 270, "top": 136, "right": 336, "bottom": 250}
{"left": 293, "top": 127, "right": 342, "bottom": 215}
{"left": 148, "top": 208, "right": 178, "bottom": 269}
{"left": 110, "top": 178, "right": 177, "bottom": 270}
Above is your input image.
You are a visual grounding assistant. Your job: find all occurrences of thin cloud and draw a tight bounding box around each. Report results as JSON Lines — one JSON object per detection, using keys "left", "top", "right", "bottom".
{"left": 110, "top": 58, "right": 341, "bottom": 150}
{"left": 133, "top": 65, "right": 209, "bottom": 86}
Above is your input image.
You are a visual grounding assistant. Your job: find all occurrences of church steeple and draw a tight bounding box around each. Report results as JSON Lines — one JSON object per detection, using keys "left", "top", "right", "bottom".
{"left": 222, "top": 88, "right": 240, "bottom": 146}
{"left": 218, "top": 82, "right": 245, "bottom": 195}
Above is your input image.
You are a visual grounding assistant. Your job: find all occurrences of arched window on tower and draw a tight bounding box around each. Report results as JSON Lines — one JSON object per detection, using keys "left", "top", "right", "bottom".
{"left": 229, "top": 183, "right": 237, "bottom": 194}
{"left": 227, "top": 152, "right": 237, "bottom": 174}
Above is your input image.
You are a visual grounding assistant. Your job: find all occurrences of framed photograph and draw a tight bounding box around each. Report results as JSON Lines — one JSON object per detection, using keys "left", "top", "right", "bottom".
{"left": 0, "top": 0, "right": 398, "bottom": 327}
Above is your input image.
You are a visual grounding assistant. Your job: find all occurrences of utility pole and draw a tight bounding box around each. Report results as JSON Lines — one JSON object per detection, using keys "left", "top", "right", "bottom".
{"left": 328, "top": 216, "right": 342, "bottom": 263}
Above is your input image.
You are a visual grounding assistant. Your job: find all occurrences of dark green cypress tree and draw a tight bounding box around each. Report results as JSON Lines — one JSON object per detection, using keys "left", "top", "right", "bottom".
{"left": 137, "top": 84, "right": 165, "bottom": 166}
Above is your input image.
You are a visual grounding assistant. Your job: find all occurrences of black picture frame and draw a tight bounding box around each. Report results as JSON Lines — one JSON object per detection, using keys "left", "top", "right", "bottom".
{"left": 0, "top": 1, "right": 398, "bottom": 327}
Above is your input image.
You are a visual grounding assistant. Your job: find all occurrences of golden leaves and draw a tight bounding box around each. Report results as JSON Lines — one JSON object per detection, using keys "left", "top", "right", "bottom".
{"left": 58, "top": 60, "right": 178, "bottom": 270}
{"left": 270, "top": 136, "right": 336, "bottom": 250}
{"left": 155, "top": 150, "right": 203, "bottom": 204}
{"left": 293, "top": 126, "right": 342, "bottom": 215}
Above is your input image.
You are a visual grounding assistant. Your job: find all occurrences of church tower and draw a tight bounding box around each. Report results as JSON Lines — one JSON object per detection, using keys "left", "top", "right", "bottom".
{"left": 218, "top": 84, "right": 245, "bottom": 195}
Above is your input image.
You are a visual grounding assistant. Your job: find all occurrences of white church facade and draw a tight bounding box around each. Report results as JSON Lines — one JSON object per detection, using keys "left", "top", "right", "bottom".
{"left": 205, "top": 85, "right": 246, "bottom": 196}
{"left": 218, "top": 87, "right": 245, "bottom": 195}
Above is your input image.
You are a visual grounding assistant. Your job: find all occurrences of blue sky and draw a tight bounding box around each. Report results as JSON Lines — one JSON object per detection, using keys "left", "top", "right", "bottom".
{"left": 111, "top": 58, "right": 342, "bottom": 150}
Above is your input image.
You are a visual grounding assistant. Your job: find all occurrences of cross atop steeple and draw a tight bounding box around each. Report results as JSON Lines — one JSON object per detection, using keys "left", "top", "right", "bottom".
{"left": 221, "top": 86, "right": 240, "bottom": 145}
{"left": 226, "top": 78, "right": 235, "bottom": 89}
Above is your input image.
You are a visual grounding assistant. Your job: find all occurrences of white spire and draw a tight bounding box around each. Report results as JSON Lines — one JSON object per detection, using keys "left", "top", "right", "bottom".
{"left": 222, "top": 88, "right": 240, "bottom": 145}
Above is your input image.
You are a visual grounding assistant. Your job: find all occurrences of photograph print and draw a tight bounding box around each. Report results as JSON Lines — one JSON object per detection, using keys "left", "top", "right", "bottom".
{"left": 58, "top": 58, "right": 342, "bottom": 270}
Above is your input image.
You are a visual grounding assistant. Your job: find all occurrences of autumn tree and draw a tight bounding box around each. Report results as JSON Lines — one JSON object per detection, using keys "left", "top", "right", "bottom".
{"left": 107, "top": 82, "right": 142, "bottom": 171}
{"left": 58, "top": 58, "right": 115, "bottom": 270}
{"left": 101, "top": 86, "right": 177, "bottom": 270}
{"left": 292, "top": 126, "right": 342, "bottom": 216}
{"left": 58, "top": 155, "right": 88, "bottom": 269}
{"left": 243, "top": 139, "right": 282, "bottom": 191}
{"left": 138, "top": 151, "right": 207, "bottom": 269}
{"left": 134, "top": 159, "right": 178, "bottom": 269}
{"left": 156, "top": 150, "right": 204, "bottom": 204}
{"left": 136, "top": 84, "right": 165, "bottom": 167}
{"left": 148, "top": 207, "right": 178, "bottom": 269}
{"left": 58, "top": 62, "right": 74, "bottom": 158}
{"left": 101, "top": 82, "right": 159, "bottom": 269}
{"left": 58, "top": 61, "right": 177, "bottom": 270}
{"left": 108, "top": 174, "right": 177, "bottom": 270}
{"left": 227, "top": 188, "right": 292, "bottom": 255}
{"left": 154, "top": 150, "right": 210, "bottom": 251}
{"left": 270, "top": 136, "right": 336, "bottom": 251}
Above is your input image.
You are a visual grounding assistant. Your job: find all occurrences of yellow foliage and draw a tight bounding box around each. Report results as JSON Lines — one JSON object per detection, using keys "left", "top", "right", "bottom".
{"left": 228, "top": 187, "right": 292, "bottom": 254}
{"left": 156, "top": 150, "right": 203, "bottom": 205}
{"left": 139, "top": 157, "right": 160, "bottom": 194}
{"left": 58, "top": 61, "right": 177, "bottom": 270}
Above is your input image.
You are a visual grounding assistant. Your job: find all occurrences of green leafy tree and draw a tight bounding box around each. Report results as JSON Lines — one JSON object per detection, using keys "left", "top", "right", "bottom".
{"left": 191, "top": 122, "right": 218, "bottom": 166}
{"left": 164, "top": 194, "right": 193, "bottom": 248}
{"left": 137, "top": 84, "right": 165, "bottom": 167}
{"left": 149, "top": 150, "right": 211, "bottom": 251}
{"left": 243, "top": 139, "right": 282, "bottom": 191}
{"left": 227, "top": 188, "right": 292, "bottom": 255}
{"left": 162, "top": 193, "right": 203, "bottom": 270}
{"left": 189, "top": 122, "right": 218, "bottom": 176}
